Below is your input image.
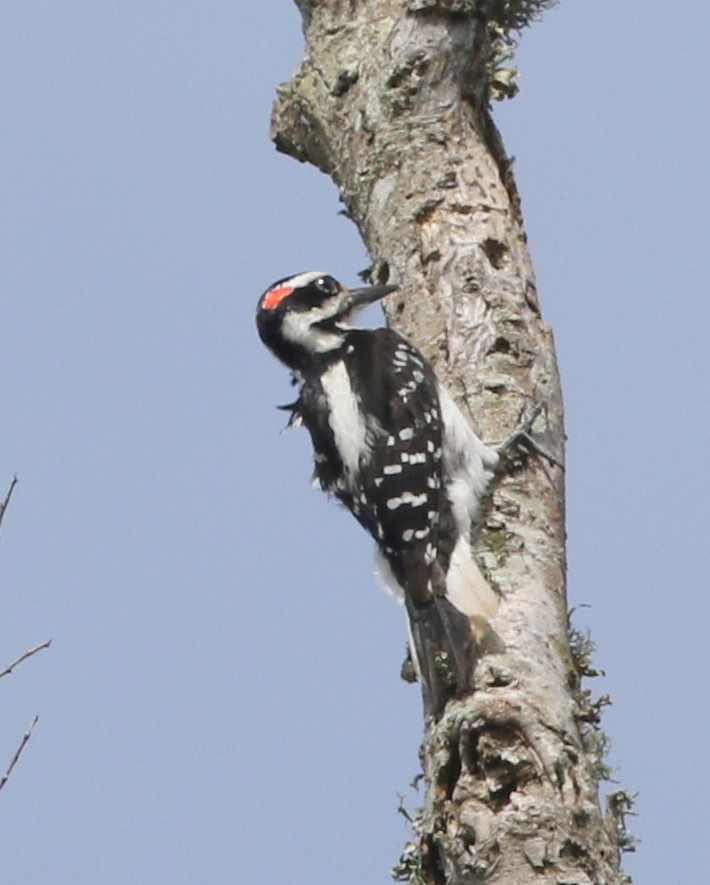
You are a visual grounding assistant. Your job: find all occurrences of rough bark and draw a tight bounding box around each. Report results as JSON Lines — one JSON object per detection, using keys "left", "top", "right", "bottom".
{"left": 271, "top": 3, "right": 624, "bottom": 883}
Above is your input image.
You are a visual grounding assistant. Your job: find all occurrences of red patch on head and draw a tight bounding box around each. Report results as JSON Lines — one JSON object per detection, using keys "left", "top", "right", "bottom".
{"left": 261, "top": 284, "right": 294, "bottom": 311}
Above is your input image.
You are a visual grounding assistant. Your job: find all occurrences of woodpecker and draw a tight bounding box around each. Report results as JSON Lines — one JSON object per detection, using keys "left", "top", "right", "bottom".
{"left": 256, "top": 271, "right": 500, "bottom": 717}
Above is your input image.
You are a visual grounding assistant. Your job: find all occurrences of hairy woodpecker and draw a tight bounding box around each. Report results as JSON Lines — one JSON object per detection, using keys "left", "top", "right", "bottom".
{"left": 256, "top": 271, "right": 500, "bottom": 717}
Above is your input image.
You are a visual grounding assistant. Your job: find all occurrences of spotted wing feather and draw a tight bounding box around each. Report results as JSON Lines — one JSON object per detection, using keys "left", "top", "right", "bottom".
{"left": 343, "top": 330, "right": 477, "bottom": 713}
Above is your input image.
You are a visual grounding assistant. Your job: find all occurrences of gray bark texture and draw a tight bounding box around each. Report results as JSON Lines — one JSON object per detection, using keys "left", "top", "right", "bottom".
{"left": 271, "top": 2, "right": 625, "bottom": 883}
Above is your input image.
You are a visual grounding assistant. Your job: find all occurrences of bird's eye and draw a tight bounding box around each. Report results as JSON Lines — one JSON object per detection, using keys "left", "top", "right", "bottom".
{"left": 315, "top": 276, "right": 337, "bottom": 294}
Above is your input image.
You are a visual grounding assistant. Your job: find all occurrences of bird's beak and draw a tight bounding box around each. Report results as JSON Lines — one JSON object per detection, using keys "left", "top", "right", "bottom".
{"left": 347, "top": 283, "right": 398, "bottom": 311}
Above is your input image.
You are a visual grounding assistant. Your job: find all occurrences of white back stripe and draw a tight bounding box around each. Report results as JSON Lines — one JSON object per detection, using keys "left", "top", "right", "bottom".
{"left": 320, "top": 361, "right": 369, "bottom": 481}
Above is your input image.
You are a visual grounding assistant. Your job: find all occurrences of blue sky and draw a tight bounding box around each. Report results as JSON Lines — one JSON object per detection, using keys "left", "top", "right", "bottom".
{"left": 2, "top": 2, "right": 708, "bottom": 882}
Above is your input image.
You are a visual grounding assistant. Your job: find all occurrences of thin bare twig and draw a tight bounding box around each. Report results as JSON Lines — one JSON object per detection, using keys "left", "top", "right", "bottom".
{"left": 0, "top": 475, "right": 18, "bottom": 539}
{"left": 0, "top": 640, "right": 52, "bottom": 680}
{"left": 0, "top": 477, "right": 44, "bottom": 794}
{"left": 396, "top": 792, "right": 414, "bottom": 823}
{"left": 0, "top": 716, "right": 39, "bottom": 793}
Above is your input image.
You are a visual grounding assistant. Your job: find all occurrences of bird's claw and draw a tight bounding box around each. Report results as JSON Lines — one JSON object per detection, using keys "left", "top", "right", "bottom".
{"left": 496, "top": 402, "right": 564, "bottom": 471}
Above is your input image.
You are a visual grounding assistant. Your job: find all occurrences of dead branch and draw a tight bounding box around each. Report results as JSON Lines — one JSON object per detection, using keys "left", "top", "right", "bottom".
{"left": 0, "top": 716, "right": 39, "bottom": 794}
{"left": 0, "top": 640, "right": 52, "bottom": 680}
{"left": 0, "top": 475, "right": 18, "bottom": 539}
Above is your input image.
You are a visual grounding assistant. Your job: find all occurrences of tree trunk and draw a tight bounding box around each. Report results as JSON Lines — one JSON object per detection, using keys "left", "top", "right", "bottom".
{"left": 271, "top": 2, "right": 626, "bottom": 882}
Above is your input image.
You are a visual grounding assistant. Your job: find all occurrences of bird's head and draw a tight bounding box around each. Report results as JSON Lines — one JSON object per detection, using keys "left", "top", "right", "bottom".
{"left": 255, "top": 270, "right": 397, "bottom": 371}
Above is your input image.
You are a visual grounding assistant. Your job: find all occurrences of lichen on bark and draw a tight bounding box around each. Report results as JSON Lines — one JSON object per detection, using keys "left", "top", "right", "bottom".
{"left": 271, "top": 2, "right": 626, "bottom": 882}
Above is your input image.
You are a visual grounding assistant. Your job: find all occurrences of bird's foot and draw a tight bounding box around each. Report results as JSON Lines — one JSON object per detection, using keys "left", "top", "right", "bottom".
{"left": 496, "top": 403, "right": 564, "bottom": 471}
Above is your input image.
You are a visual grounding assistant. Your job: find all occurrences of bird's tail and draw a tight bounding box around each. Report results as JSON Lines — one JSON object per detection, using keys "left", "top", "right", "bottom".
{"left": 405, "top": 543, "right": 499, "bottom": 718}
{"left": 373, "top": 544, "right": 499, "bottom": 718}
{"left": 404, "top": 595, "right": 477, "bottom": 718}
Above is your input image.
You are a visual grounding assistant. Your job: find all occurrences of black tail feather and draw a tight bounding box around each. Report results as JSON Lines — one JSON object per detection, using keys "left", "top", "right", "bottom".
{"left": 405, "top": 596, "right": 476, "bottom": 718}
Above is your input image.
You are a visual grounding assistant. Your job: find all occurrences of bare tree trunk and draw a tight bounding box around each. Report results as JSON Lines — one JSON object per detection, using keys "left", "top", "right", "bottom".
{"left": 272, "top": 2, "right": 626, "bottom": 882}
